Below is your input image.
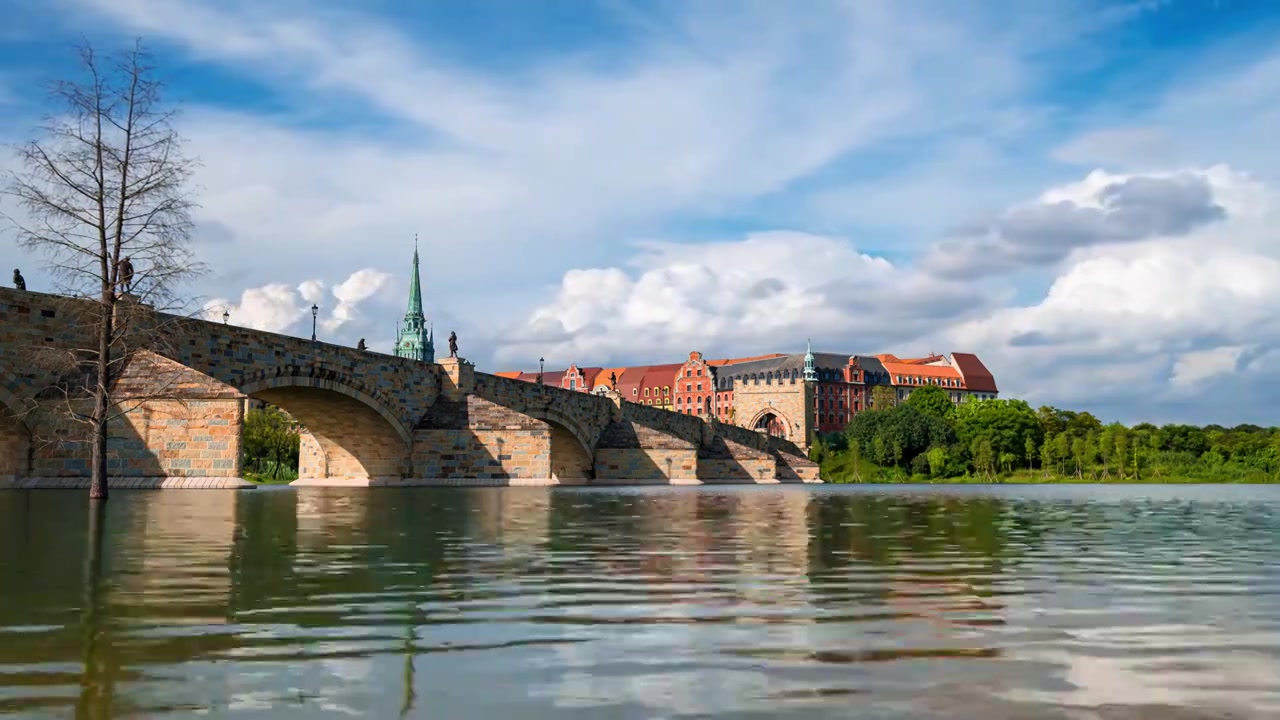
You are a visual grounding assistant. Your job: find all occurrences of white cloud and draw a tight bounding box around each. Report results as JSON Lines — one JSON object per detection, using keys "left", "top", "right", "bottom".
{"left": 205, "top": 268, "right": 394, "bottom": 342}
{"left": 495, "top": 231, "right": 987, "bottom": 368}
{"left": 1051, "top": 127, "right": 1181, "bottom": 169}
{"left": 937, "top": 164, "right": 1280, "bottom": 420}
{"left": 1170, "top": 346, "right": 1246, "bottom": 390}
{"left": 204, "top": 283, "right": 306, "bottom": 333}
{"left": 42, "top": 0, "right": 1075, "bottom": 313}
{"left": 322, "top": 268, "right": 393, "bottom": 333}
{"left": 297, "top": 280, "right": 325, "bottom": 304}
{"left": 923, "top": 167, "right": 1232, "bottom": 278}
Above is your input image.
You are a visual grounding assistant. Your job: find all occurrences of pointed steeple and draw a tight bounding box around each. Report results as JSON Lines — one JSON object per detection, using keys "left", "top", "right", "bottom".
{"left": 803, "top": 338, "right": 818, "bottom": 382}
{"left": 406, "top": 234, "right": 424, "bottom": 318}
{"left": 394, "top": 235, "right": 434, "bottom": 363}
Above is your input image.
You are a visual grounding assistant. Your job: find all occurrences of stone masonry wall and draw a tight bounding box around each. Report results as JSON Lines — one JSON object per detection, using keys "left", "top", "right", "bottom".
{"left": 472, "top": 373, "right": 614, "bottom": 452}
{"left": 595, "top": 421, "right": 697, "bottom": 479}
{"left": 299, "top": 431, "right": 325, "bottom": 478}
{"left": 414, "top": 396, "right": 551, "bottom": 479}
{"left": 0, "top": 408, "right": 30, "bottom": 481}
{"left": 696, "top": 436, "right": 776, "bottom": 482}
{"left": 730, "top": 381, "right": 814, "bottom": 448}
{"left": 28, "top": 398, "right": 243, "bottom": 478}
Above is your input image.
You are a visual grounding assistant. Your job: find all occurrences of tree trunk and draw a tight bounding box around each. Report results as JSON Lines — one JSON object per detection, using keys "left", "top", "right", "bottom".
{"left": 89, "top": 300, "right": 112, "bottom": 501}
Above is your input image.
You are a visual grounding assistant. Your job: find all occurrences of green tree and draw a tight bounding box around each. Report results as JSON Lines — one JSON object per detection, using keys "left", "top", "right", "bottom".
{"left": 905, "top": 384, "right": 954, "bottom": 420}
{"left": 953, "top": 399, "right": 1042, "bottom": 470}
{"left": 927, "top": 446, "right": 949, "bottom": 478}
{"left": 243, "top": 405, "right": 301, "bottom": 480}
{"left": 871, "top": 385, "right": 897, "bottom": 410}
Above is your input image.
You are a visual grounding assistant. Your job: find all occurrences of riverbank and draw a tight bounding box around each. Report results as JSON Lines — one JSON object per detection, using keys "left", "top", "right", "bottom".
{"left": 819, "top": 453, "right": 1280, "bottom": 484}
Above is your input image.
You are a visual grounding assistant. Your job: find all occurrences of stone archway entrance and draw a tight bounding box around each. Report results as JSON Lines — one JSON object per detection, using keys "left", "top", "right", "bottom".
{"left": 752, "top": 411, "right": 790, "bottom": 439}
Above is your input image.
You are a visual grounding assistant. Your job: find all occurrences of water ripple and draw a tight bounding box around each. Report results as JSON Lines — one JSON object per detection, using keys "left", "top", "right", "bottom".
{"left": 2, "top": 485, "right": 1279, "bottom": 717}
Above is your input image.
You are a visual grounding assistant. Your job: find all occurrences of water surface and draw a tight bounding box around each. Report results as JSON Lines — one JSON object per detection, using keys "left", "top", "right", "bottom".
{"left": 2, "top": 485, "right": 1279, "bottom": 718}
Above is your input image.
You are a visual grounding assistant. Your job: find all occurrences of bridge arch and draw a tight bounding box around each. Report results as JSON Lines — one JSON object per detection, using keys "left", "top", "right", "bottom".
{"left": 748, "top": 407, "right": 793, "bottom": 441}
{"left": 525, "top": 406, "right": 595, "bottom": 481}
{"left": 239, "top": 375, "right": 411, "bottom": 480}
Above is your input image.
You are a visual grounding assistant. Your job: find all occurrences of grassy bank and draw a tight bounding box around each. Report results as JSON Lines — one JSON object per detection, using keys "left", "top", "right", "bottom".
{"left": 243, "top": 459, "right": 298, "bottom": 485}
{"left": 819, "top": 455, "right": 1280, "bottom": 484}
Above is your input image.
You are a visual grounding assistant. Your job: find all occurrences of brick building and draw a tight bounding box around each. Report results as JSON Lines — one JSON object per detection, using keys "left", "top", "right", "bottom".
{"left": 672, "top": 351, "right": 718, "bottom": 417}
{"left": 501, "top": 345, "right": 996, "bottom": 448}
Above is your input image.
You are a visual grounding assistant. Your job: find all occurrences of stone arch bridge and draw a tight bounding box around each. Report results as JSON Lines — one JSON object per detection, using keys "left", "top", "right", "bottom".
{"left": 0, "top": 288, "right": 818, "bottom": 486}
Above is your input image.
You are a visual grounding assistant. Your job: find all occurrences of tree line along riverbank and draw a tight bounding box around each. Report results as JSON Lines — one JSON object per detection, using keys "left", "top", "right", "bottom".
{"left": 809, "top": 385, "right": 1280, "bottom": 484}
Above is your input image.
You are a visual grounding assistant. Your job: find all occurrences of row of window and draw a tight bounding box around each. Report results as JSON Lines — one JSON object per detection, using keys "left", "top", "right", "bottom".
{"left": 896, "top": 375, "right": 962, "bottom": 388}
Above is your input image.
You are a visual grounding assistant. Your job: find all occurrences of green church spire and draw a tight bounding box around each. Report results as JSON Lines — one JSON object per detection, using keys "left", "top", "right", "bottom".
{"left": 395, "top": 235, "right": 434, "bottom": 363}
{"left": 406, "top": 235, "right": 423, "bottom": 317}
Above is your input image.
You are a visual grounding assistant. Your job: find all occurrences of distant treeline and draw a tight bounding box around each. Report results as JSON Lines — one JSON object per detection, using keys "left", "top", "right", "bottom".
{"left": 811, "top": 384, "right": 1280, "bottom": 483}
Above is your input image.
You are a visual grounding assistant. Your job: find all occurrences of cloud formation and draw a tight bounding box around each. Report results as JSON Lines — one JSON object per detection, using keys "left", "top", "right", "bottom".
{"left": 496, "top": 231, "right": 989, "bottom": 368}
{"left": 925, "top": 169, "right": 1228, "bottom": 277}
{"left": 205, "top": 268, "right": 393, "bottom": 343}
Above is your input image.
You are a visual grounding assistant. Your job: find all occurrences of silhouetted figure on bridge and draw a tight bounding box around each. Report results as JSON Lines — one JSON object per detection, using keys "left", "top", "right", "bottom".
{"left": 357, "top": 338, "right": 367, "bottom": 351}
{"left": 448, "top": 331, "right": 458, "bottom": 358}
{"left": 117, "top": 257, "right": 134, "bottom": 294}
{"left": 610, "top": 371, "right": 617, "bottom": 387}
{"left": 12, "top": 269, "right": 25, "bottom": 291}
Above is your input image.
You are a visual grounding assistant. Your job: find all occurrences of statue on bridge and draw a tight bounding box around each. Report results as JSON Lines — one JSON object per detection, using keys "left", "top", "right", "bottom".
{"left": 357, "top": 338, "right": 367, "bottom": 351}
{"left": 116, "top": 256, "right": 135, "bottom": 294}
{"left": 12, "top": 269, "right": 25, "bottom": 291}
{"left": 447, "top": 331, "right": 458, "bottom": 358}
{"left": 610, "top": 371, "right": 617, "bottom": 387}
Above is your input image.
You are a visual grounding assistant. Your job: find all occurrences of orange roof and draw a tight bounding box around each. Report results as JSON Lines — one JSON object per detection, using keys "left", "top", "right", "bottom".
{"left": 594, "top": 366, "right": 628, "bottom": 388}
{"left": 880, "top": 360, "right": 962, "bottom": 384}
{"left": 897, "top": 354, "right": 946, "bottom": 365}
{"left": 494, "top": 371, "right": 522, "bottom": 379}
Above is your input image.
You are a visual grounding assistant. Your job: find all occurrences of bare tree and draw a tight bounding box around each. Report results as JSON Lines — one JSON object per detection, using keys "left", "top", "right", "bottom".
{"left": 2, "top": 39, "right": 205, "bottom": 501}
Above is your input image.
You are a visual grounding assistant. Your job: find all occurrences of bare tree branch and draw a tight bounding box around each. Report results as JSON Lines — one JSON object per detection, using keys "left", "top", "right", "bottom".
{"left": 1, "top": 38, "right": 207, "bottom": 500}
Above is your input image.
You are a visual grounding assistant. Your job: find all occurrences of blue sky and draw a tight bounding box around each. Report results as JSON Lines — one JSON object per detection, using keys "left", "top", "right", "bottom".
{"left": 3, "top": 0, "right": 1280, "bottom": 424}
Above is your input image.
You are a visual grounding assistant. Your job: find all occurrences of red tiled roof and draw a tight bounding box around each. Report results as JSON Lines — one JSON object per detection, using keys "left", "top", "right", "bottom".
{"left": 494, "top": 371, "right": 522, "bottom": 379}
{"left": 708, "top": 353, "right": 787, "bottom": 366}
{"left": 952, "top": 353, "right": 998, "bottom": 393}
{"left": 640, "top": 363, "right": 682, "bottom": 394}
{"left": 615, "top": 365, "right": 649, "bottom": 399}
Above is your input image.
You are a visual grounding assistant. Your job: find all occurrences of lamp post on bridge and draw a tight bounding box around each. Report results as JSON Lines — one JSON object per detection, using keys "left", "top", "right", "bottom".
{"left": 311, "top": 304, "right": 318, "bottom": 342}
{"left": 222, "top": 309, "right": 229, "bottom": 325}
{"left": 538, "top": 357, "right": 544, "bottom": 386}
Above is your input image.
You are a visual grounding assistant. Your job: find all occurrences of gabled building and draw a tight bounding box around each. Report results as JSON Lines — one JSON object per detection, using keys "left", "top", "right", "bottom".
{"left": 559, "top": 364, "right": 603, "bottom": 392}
{"left": 877, "top": 352, "right": 999, "bottom": 404}
{"left": 638, "top": 363, "right": 681, "bottom": 409}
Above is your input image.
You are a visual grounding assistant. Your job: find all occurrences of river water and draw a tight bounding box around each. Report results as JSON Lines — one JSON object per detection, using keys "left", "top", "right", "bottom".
{"left": 1, "top": 485, "right": 1279, "bottom": 719}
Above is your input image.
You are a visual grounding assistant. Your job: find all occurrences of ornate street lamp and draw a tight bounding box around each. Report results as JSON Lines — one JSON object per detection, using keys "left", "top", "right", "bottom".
{"left": 222, "top": 309, "right": 229, "bottom": 325}
{"left": 311, "top": 304, "right": 319, "bottom": 342}
{"left": 538, "top": 357, "right": 544, "bottom": 385}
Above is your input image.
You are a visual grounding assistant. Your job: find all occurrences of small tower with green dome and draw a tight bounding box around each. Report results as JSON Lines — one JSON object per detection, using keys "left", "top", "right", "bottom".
{"left": 803, "top": 339, "right": 818, "bottom": 382}
{"left": 394, "top": 236, "right": 434, "bottom": 363}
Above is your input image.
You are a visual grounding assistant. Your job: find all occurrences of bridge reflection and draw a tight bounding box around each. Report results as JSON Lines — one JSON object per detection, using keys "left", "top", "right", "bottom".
{"left": 8, "top": 489, "right": 1269, "bottom": 718}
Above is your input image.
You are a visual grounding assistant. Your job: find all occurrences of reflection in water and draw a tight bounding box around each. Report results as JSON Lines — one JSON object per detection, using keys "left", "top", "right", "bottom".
{"left": 0, "top": 486, "right": 1278, "bottom": 718}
